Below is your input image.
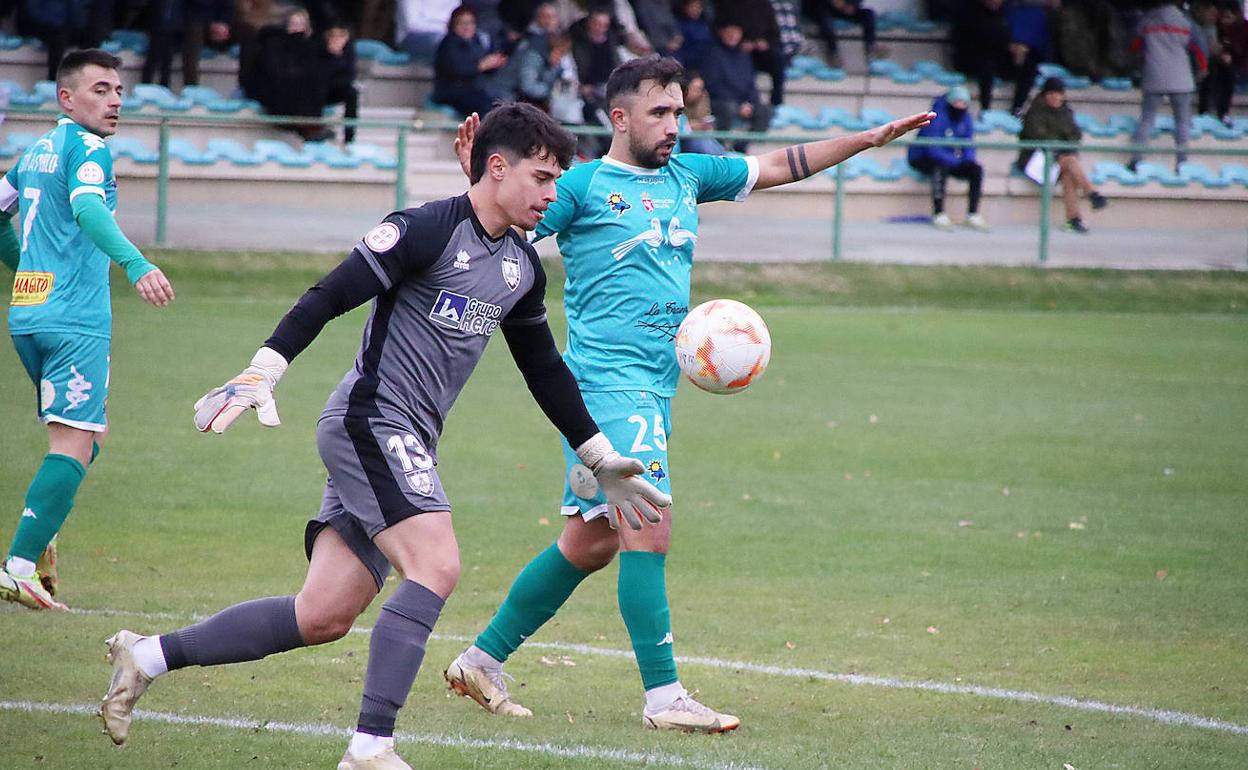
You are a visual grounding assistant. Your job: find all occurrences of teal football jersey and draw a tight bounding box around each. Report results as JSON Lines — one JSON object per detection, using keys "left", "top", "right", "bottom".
{"left": 2, "top": 116, "right": 118, "bottom": 338}
{"left": 535, "top": 153, "right": 757, "bottom": 396}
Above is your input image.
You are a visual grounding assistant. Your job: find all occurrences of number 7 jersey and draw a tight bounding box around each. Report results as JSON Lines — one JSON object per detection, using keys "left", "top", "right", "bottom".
{"left": 534, "top": 152, "right": 758, "bottom": 397}
{"left": 1, "top": 116, "right": 119, "bottom": 339}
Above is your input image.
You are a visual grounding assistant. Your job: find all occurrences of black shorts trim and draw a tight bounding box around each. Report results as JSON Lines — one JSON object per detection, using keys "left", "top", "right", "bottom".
{"left": 342, "top": 414, "right": 425, "bottom": 527}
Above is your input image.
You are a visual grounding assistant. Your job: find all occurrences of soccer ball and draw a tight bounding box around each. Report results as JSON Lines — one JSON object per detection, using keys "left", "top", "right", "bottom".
{"left": 674, "top": 299, "right": 771, "bottom": 395}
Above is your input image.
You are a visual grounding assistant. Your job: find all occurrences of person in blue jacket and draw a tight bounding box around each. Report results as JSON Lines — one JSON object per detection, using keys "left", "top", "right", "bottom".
{"left": 907, "top": 85, "right": 989, "bottom": 231}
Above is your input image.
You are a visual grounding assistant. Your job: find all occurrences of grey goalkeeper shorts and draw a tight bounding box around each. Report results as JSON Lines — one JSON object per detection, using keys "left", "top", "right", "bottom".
{"left": 304, "top": 413, "right": 451, "bottom": 590}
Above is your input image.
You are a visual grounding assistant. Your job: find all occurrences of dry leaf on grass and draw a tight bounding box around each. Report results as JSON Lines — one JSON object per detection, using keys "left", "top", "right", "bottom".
{"left": 537, "top": 517, "right": 550, "bottom": 526}
{"left": 926, "top": 626, "right": 939, "bottom": 635}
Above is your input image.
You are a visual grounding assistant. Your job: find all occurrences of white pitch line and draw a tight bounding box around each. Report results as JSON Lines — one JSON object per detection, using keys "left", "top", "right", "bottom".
{"left": 58, "top": 605, "right": 1248, "bottom": 737}
{"left": 0, "top": 701, "right": 768, "bottom": 770}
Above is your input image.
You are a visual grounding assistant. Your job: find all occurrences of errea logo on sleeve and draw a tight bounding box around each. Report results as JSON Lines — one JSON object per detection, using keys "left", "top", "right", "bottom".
{"left": 12, "top": 271, "right": 54, "bottom": 306}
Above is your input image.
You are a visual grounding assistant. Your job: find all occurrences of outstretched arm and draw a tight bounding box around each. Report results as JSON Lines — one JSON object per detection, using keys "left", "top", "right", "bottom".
{"left": 753, "top": 111, "right": 934, "bottom": 191}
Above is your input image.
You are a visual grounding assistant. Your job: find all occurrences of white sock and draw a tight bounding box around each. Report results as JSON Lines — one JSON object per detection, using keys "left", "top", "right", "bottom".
{"left": 5, "top": 556, "right": 36, "bottom": 577}
{"left": 349, "top": 731, "right": 393, "bottom": 758}
{"left": 132, "top": 635, "right": 168, "bottom": 678}
{"left": 462, "top": 645, "right": 503, "bottom": 671}
{"left": 644, "top": 681, "right": 685, "bottom": 715}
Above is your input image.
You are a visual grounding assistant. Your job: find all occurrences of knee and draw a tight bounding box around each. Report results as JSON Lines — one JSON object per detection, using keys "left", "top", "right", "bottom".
{"left": 560, "top": 528, "right": 619, "bottom": 573}
{"left": 295, "top": 597, "right": 359, "bottom": 644}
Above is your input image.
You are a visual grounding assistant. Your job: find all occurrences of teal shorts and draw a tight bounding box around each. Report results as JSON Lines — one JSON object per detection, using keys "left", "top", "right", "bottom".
{"left": 12, "top": 332, "right": 110, "bottom": 432}
{"left": 561, "top": 390, "right": 672, "bottom": 520}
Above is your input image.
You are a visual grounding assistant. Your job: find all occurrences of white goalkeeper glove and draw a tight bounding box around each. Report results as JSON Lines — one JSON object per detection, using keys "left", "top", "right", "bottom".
{"left": 575, "top": 432, "right": 671, "bottom": 530}
{"left": 194, "top": 347, "right": 289, "bottom": 434}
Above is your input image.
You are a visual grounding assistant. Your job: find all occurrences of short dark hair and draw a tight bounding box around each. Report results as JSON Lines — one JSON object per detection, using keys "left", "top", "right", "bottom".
{"left": 56, "top": 49, "right": 122, "bottom": 90}
{"left": 605, "top": 55, "right": 685, "bottom": 106}
{"left": 469, "top": 102, "right": 576, "bottom": 184}
{"left": 447, "top": 5, "right": 475, "bottom": 33}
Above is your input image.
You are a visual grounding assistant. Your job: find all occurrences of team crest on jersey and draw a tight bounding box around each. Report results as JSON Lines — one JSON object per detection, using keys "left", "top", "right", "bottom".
{"left": 77, "top": 131, "right": 107, "bottom": 156}
{"left": 77, "top": 161, "right": 105, "bottom": 185}
{"left": 364, "top": 222, "right": 401, "bottom": 253}
{"left": 453, "top": 249, "right": 471, "bottom": 271}
{"left": 405, "top": 470, "right": 434, "bottom": 496}
{"left": 606, "top": 192, "right": 630, "bottom": 216}
{"left": 501, "top": 253, "right": 522, "bottom": 291}
{"left": 641, "top": 193, "right": 654, "bottom": 212}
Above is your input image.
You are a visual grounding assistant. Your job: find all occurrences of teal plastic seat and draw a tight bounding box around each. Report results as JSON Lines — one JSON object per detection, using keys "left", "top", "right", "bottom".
{"left": 254, "top": 139, "right": 314, "bottom": 168}
{"left": 304, "top": 141, "right": 364, "bottom": 169}
{"left": 206, "top": 138, "right": 264, "bottom": 166}
{"left": 168, "top": 138, "right": 217, "bottom": 165}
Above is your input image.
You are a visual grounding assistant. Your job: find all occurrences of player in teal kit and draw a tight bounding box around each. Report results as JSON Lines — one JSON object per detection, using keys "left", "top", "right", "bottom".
{"left": 0, "top": 50, "right": 175, "bottom": 610}
{"left": 445, "top": 56, "right": 933, "bottom": 731}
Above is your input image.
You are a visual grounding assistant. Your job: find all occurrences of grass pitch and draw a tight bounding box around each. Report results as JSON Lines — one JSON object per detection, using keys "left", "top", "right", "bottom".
{"left": 1, "top": 255, "right": 1246, "bottom": 769}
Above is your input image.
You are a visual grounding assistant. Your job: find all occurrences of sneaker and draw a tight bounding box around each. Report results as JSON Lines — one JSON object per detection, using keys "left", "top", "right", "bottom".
{"left": 337, "top": 747, "right": 413, "bottom": 770}
{"left": 37, "top": 541, "right": 58, "bottom": 597}
{"left": 931, "top": 213, "right": 954, "bottom": 231}
{"left": 0, "top": 567, "right": 67, "bottom": 610}
{"left": 444, "top": 654, "right": 533, "bottom": 717}
{"left": 1062, "top": 217, "right": 1089, "bottom": 234}
{"left": 1126, "top": 160, "right": 1139, "bottom": 174}
{"left": 867, "top": 43, "right": 891, "bottom": 60}
{"left": 964, "top": 213, "right": 991, "bottom": 232}
{"left": 1089, "top": 191, "right": 1108, "bottom": 211}
{"left": 99, "top": 630, "right": 154, "bottom": 745}
{"left": 643, "top": 693, "right": 741, "bottom": 734}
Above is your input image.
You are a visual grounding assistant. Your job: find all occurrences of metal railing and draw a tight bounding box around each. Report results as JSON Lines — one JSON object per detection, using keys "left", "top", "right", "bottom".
{"left": 4, "top": 105, "right": 1244, "bottom": 263}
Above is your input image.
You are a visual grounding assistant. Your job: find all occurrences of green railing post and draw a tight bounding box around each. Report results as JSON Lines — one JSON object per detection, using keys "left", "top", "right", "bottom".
{"left": 156, "top": 117, "right": 170, "bottom": 246}
{"left": 833, "top": 161, "right": 845, "bottom": 261}
{"left": 395, "top": 125, "right": 408, "bottom": 210}
{"left": 1037, "top": 148, "right": 1053, "bottom": 264}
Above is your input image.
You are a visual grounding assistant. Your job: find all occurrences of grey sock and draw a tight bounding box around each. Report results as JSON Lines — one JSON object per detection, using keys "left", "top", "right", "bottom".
{"left": 357, "top": 580, "right": 444, "bottom": 737}
{"left": 160, "top": 596, "right": 304, "bottom": 670}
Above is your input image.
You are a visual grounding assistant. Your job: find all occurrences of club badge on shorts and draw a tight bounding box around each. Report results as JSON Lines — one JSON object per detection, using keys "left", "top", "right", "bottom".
{"left": 406, "top": 470, "right": 433, "bottom": 496}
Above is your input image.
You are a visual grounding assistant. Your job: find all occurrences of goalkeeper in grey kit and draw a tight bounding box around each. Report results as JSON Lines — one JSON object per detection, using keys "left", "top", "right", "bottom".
{"left": 96, "top": 103, "right": 670, "bottom": 770}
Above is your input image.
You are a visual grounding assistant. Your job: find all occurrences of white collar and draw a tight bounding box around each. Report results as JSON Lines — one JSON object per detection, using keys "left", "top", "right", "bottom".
{"left": 601, "top": 155, "right": 662, "bottom": 175}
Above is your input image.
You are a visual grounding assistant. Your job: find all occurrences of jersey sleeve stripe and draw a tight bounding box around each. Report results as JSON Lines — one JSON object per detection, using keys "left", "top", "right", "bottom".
{"left": 69, "top": 185, "right": 107, "bottom": 201}
{"left": 736, "top": 156, "right": 761, "bottom": 202}
{"left": 353, "top": 242, "right": 395, "bottom": 290}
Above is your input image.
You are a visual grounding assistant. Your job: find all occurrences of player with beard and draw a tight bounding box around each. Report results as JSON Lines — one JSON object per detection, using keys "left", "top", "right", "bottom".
{"left": 444, "top": 56, "right": 932, "bottom": 732}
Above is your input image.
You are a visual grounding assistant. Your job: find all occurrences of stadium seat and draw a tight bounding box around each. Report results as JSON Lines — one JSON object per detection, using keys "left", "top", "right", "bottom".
{"left": 109, "top": 136, "right": 160, "bottom": 164}
{"left": 346, "top": 143, "right": 398, "bottom": 170}
{"left": 1092, "top": 161, "right": 1145, "bottom": 186}
{"left": 303, "top": 141, "right": 364, "bottom": 169}
{"left": 108, "top": 29, "right": 149, "bottom": 54}
{"left": 1133, "top": 161, "right": 1186, "bottom": 187}
{"left": 1220, "top": 164, "right": 1248, "bottom": 187}
{"left": 0, "top": 34, "right": 24, "bottom": 51}
{"left": 1100, "top": 77, "right": 1132, "bottom": 91}
{"left": 206, "top": 138, "right": 264, "bottom": 166}
{"left": 133, "top": 83, "right": 192, "bottom": 111}
{"left": 168, "top": 138, "right": 218, "bottom": 165}
{"left": 253, "top": 139, "right": 315, "bottom": 168}
{"left": 1075, "top": 113, "right": 1120, "bottom": 138}
{"left": 1177, "top": 161, "right": 1230, "bottom": 188}
{"left": 1, "top": 132, "right": 38, "bottom": 158}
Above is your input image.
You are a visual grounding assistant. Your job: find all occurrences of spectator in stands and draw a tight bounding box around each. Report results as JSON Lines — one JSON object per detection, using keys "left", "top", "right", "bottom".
{"left": 802, "top": 0, "right": 889, "bottom": 70}
{"left": 675, "top": 0, "right": 714, "bottom": 72}
{"left": 631, "top": 0, "right": 682, "bottom": 55}
{"left": 512, "top": 4, "right": 571, "bottom": 111}
{"left": 770, "top": 0, "right": 808, "bottom": 78}
{"left": 1053, "top": 0, "right": 1124, "bottom": 82}
{"left": 357, "top": 0, "right": 396, "bottom": 44}
{"left": 1201, "top": 1, "right": 1248, "bottom": 124}
{"left": 464, "top": 0, "right": 516, "bottom": 51}
{"left": 907, "top": 85, "right": 989, "bottom": 231}
{"left": 141, "top": 0, "right": 184, "bottom": 88}
{"left": 182, "top": 1, "right": 236, "bottom": 86}
{"left": 954, "top": 0, "right": 1038, "bottom": 115}
{"left": 719, "top": 0, "right": 792, "bottom": 108}
{"left": 545, "top": 33, "right": 585, "bottom": 125}
{"left": 1017, "top": 77, "right": 1109, "bottom": 233}
{"left": 702, "top": 21, "right": 773, "bottom": 152}
{"left": 678, "top": 72, "right": 729, "bottom": 155}
{"left": 433, "top": 6, "right": 510, "bottom": 117}
{"left": 570, "top": 8, "right": 622, "bottom": 156}
{"left": 16, "top": 0, "right": 87, "bottom": 81}
{"left": 396, "top": 0, "right": 460, "bottom": 60}
{"left": 248, "top": 8, "right": 334, "bottom": 141}
{"left": 323, "top": 18, "right": 358, "bottom": 144}
{"left": 236, "top": 0, "right": 288, "bottom": 97}
{"left": 1127, "top": 0, "right": 1207, "bottom": 172}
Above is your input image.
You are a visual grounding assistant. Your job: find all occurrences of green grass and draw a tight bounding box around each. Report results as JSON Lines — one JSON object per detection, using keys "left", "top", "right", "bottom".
{"left": 2, "top": 255, "right": 1246, "bottom": 769}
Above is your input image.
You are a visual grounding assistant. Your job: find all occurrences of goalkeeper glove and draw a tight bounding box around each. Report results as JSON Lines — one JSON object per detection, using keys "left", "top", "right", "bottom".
{"left": 194, "top": 347, "right": 288, "bottom": 433}
{"left": 575, "top": 432, "right": 671, "bottom": 530}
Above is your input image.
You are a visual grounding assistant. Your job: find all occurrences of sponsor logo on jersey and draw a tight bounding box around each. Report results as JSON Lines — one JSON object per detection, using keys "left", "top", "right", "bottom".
{"left": 405, "top": 470, "right": 434, "bottom": 496}
{"left": 606, "top": 191, "right": 631, "bottom": 216}
{"left": 19, "top": 151, "right": 60, "bottom": 174}
{"left": 11, "top": 271, "right": 54, "bottom": 306}
{"left": 64, "top": 365, "right": 93, "bottom": 411}
{"left": 364, "top": 222, "right": 401, "bottom": 253}
{"left": 453, "top": 249, "right": 471, "bottom": 271}
{"left": 33, "top": 137, "right": 54, "bottom": 153}
{"left": 77, "top": 131, "right": 107, "bottom": 156}
{"left": 428, "top": 289, "right": 503, "bottom": 335}
{"left": 76, "top": 161, "right": 105, "bottom": 185}
{"left": 646, "top": 459, "right": 666, "bottom": 482}
{"left": 501, "top": 253, "right": 521, "bottom": 291}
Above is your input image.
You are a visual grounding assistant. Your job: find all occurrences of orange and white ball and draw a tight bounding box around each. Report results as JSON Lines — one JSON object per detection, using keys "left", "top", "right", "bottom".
{"left": 674, "top": 299, "right": 771, "bottom": 395}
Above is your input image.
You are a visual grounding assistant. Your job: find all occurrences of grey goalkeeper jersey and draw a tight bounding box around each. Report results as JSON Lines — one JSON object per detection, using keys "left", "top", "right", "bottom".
{"left": 321, "top": 194, "right": 547, "bottom": 457}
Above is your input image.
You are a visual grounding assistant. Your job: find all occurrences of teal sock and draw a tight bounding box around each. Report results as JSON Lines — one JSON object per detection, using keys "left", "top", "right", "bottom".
{"left": 90, "top": 442, "right": 100, "bottom": 466}
{"left": 474, "top": 543, "right": 588, "bottom": 663}
{"left": 618, "top": 551, "right": 677, "bottom": 690}
{"left": 7, "top": 454, "right": 86, "bottom": 564}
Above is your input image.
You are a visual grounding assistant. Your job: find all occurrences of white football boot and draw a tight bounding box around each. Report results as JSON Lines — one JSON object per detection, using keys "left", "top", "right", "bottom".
{"left": 643, "top": 692, "right": 740, "bottom": 734}
{"left": 99, "top": 630, "right": 154, "bottom": 745}
{"left": 444, "top": 653, "right": 533, "bottom": 717}
{"left": 336, "top": 745, "right": 413, "bottom": 770}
